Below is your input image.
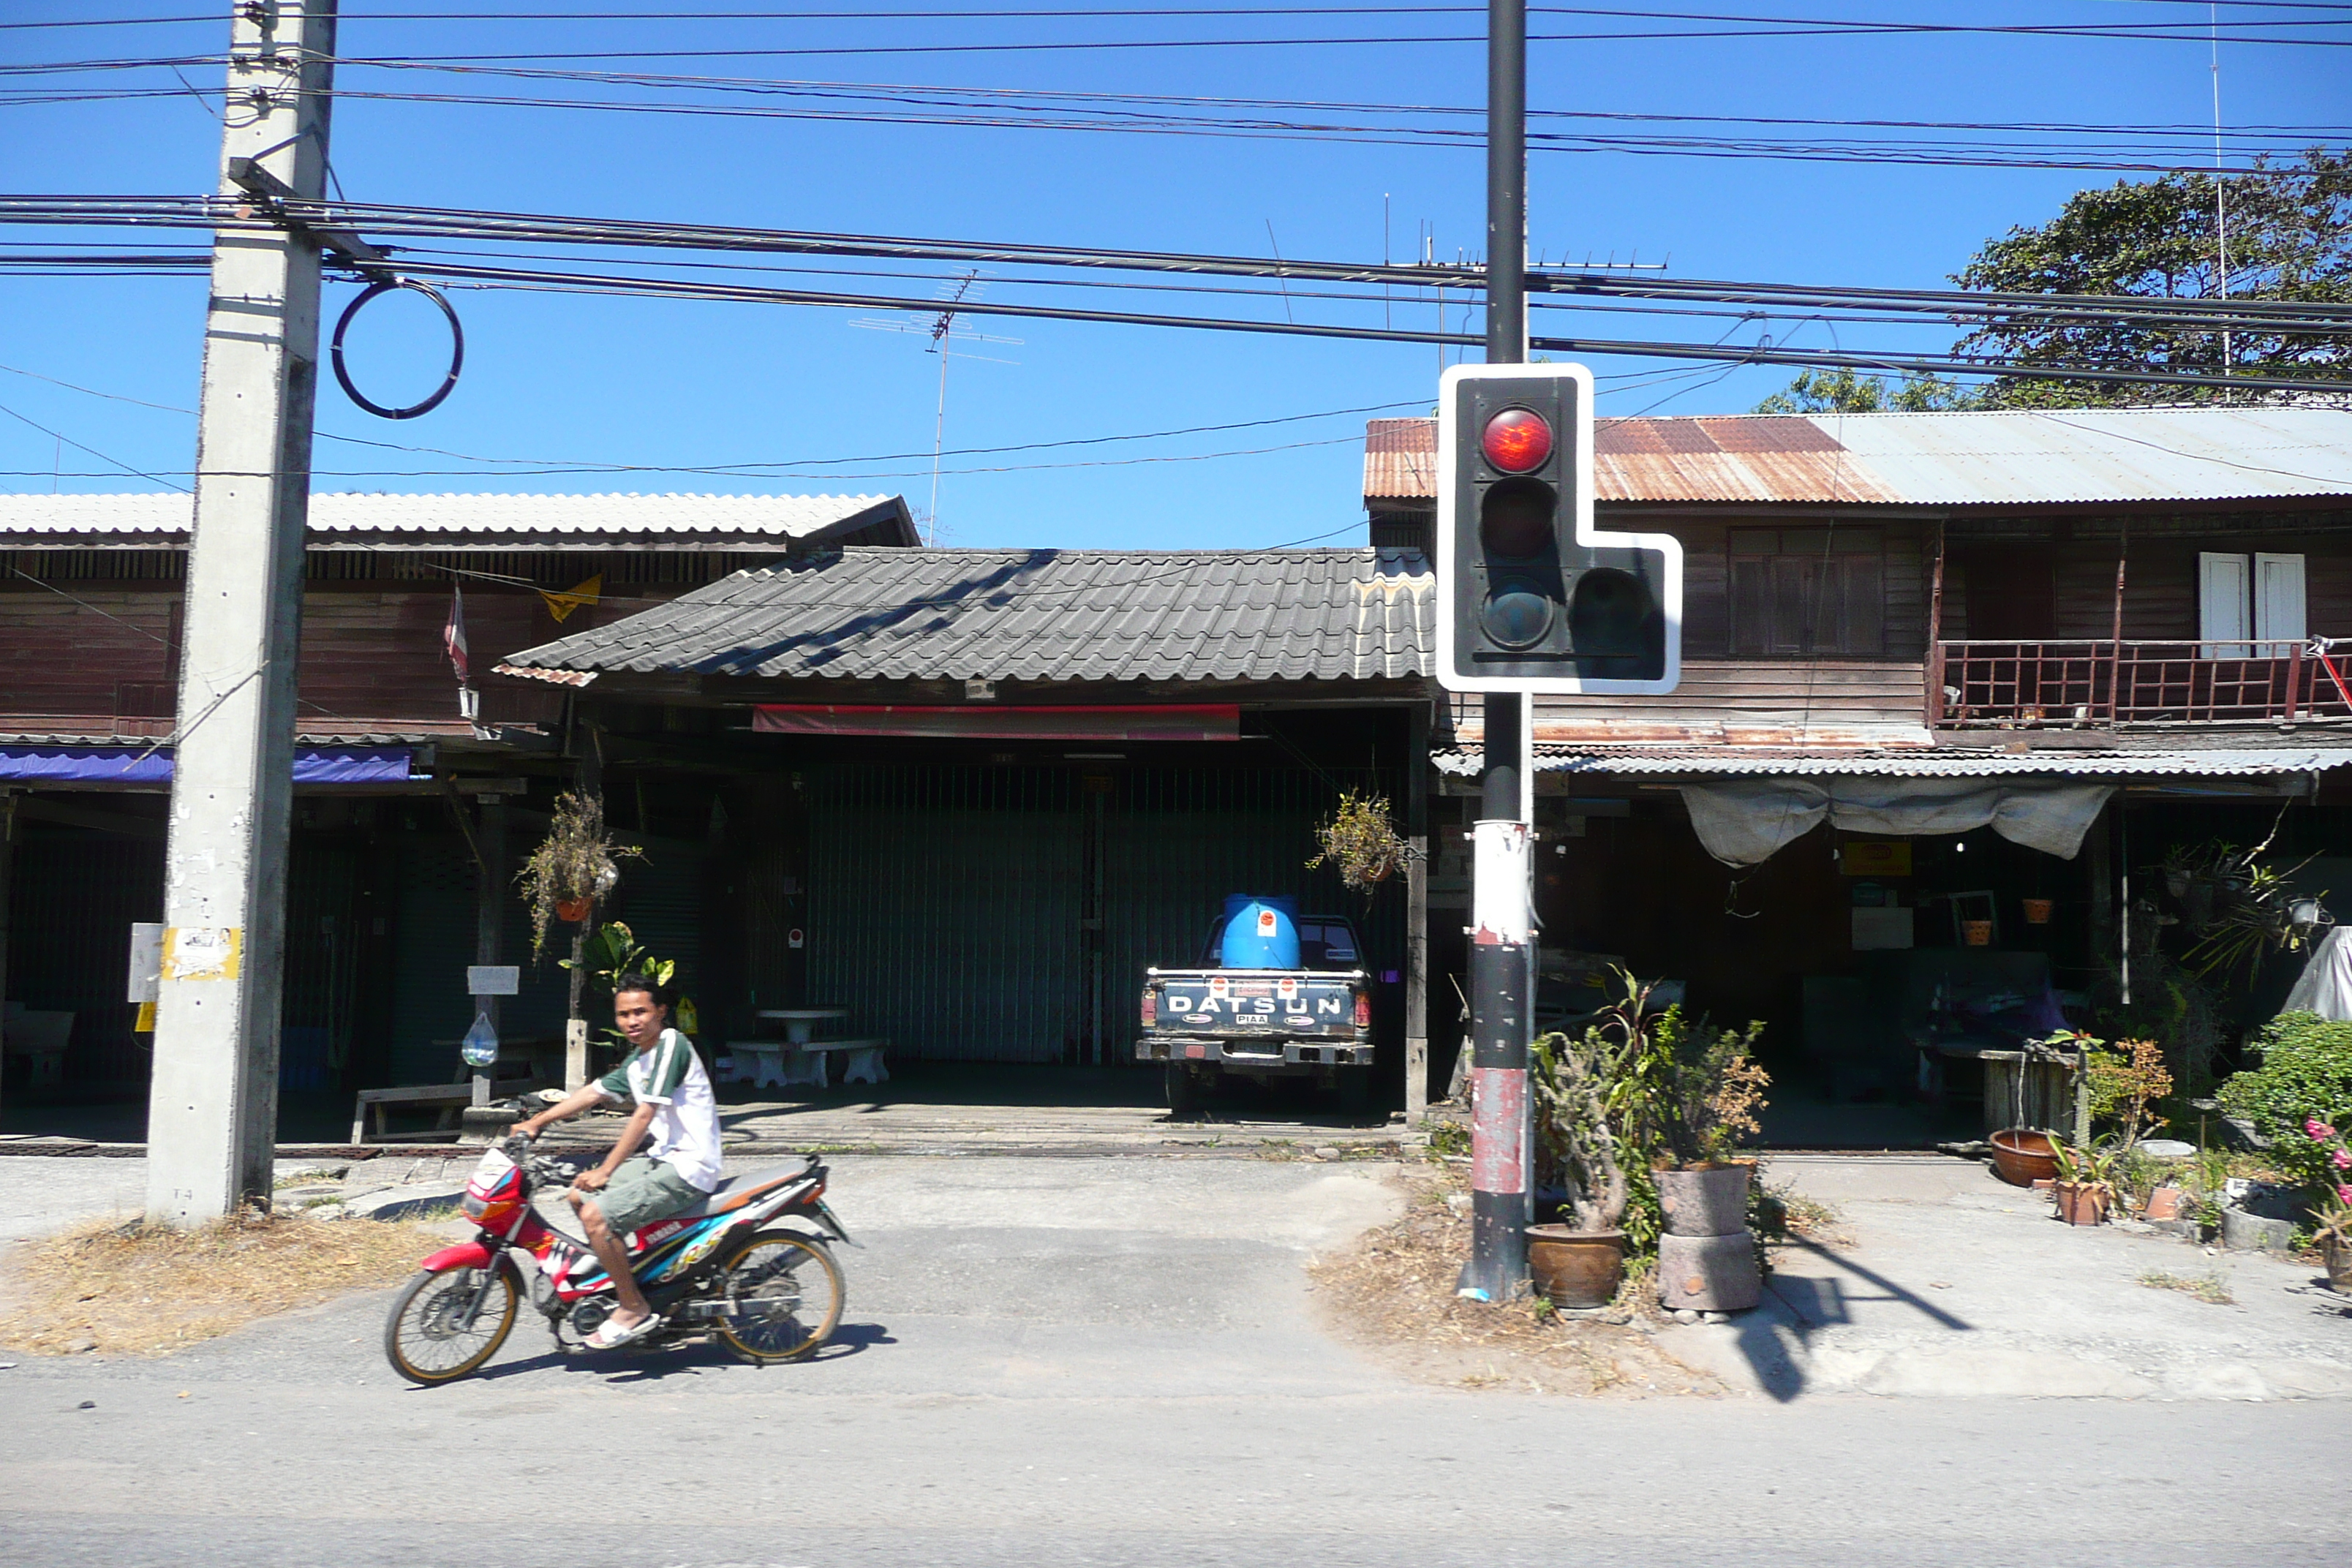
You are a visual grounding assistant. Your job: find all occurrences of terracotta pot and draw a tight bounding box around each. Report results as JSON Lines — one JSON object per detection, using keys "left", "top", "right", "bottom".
{"left": 557, "top": 897, "right": 592, "bottom": 923}
{"left": 1525, "top": 1226, "right": 1627, "bottom": 1308}
{"left": 1963, "top": 920, "right": 1994, "bottom": 947}
{"left": 2141, "top": 1185, "right": 2187, "bottom": 1221}
{"left": 2054, "top": 1181, "right": 2111, "bottom": 1226}
{"left": 2022, "top": 898, "right": 2054, "bottom": 925}
{"left": 1656, "top": 1162, "right": 1754, "bottom": 1237}
{"left": 2326, "top": 1236, "right": 2352, "bottom": 1294}
{"left": 1990, "top": 1128, "right": 2060, "bottom": 1187}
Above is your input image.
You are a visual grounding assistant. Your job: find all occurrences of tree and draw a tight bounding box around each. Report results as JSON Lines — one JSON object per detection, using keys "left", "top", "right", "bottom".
{"left": 1951, "top": 149, "right": 2351, "bottom": 407}
{"left": 1752, "top": 366, "right": 1977, "bottom": 415}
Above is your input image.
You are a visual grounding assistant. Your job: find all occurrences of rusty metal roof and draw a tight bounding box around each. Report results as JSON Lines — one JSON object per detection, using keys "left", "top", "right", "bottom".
{"left": 506, "top": 546, "right": 1434, "bottom": 684}
{"left": 1368, "top": 407, "right": 2352, "bottom": 506}
{"left": 1432, "top": 745, "right": 2352, "bottom": 778}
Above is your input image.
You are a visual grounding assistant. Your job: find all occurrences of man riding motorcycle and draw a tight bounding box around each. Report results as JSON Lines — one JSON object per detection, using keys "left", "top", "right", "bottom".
{"left": 511, "top": 973, "right": 724, "bottom": 1349}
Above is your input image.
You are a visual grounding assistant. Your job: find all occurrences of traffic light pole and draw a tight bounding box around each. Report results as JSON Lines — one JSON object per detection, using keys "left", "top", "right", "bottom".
{"left": 1460, "top": 0, "right": 1534, "bottom": 1302}
{"left": 146, "top": 0, "right": 338, "bottom": 1225}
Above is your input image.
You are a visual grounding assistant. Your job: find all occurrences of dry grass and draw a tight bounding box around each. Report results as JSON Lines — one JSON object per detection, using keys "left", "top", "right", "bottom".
{"left": 2137, "top": 1268, "right": 2235, "bottom": 1305}
{"left": 0, "top": 1211, "right": 450, "bottom": 1357}
{"left": 1305, "top": 1162, "right": 1725, "bottom": 1398}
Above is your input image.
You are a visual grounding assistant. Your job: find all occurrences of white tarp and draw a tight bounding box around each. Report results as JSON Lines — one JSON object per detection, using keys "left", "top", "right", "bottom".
{"left": 2283, "top": 927, "right": 2352, "bottom": 1022}
{"left": 1679, "top": 777, "right": 2116, "bottom": 867}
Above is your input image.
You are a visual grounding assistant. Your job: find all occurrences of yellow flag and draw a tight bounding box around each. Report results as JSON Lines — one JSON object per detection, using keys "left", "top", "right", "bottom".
{"left": 538, "top": 573, "right": 603, "bottom": 624}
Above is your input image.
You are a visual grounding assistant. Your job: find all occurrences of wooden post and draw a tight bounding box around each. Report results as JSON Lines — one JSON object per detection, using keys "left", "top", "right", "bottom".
{"left": 0, "top": 791, "right": 14, "bottom": 1123}
{"left": 1924, "top": 519, "right": 1946, "bottom": 729}
{"left": 471, "top": 794, "right": 505, "bottom": 1108}
{"left": 1404, "top": 702, "right": 1431, "bottom": 1124}
{"left": 2106, "top": 516, "right": 2129, "bottom": 720}
{"left": 562, "top": 729, "right": 603, "bottom": 1091}
{"left": 2085, "top": 803, "right": 2114, "bottom": 975}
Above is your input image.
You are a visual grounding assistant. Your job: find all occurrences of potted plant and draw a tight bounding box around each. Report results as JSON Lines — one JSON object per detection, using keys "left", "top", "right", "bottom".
{"left": 1575, "top": 971, "right": 1771, "bottom": 1314}
{"left": 2315, "top": 1187, "right": 2352, "bottom": 1294}
{"left": 2048, "top": 1138, "right": 2121, "bottom": 1226}
{"left": 1527, "top": 1024, "right": 1632, "bottom": 1309}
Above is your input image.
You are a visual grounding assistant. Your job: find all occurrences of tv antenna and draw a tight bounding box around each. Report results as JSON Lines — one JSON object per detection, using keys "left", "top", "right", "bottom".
{"left": 851, "top": 270, "right": 1020, "bottom": 545}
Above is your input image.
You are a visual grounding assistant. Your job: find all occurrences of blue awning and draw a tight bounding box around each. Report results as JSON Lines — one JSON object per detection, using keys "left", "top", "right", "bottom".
{"left": 0, "top": 745, "right": 418, "bottom": 785}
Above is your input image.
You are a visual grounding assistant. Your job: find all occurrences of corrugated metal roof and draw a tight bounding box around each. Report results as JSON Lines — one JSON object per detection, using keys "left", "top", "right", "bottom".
{"left": 1365, "top": 417, "right": 1439, "bottom": 500}
{"left": 1366, "top": 407, "right": 2352, "bottom": 506}
{"left": 0, "top": 491, "right": 917, "bottom": 545}
{"left": 1433, "top": 746, "right": 2352, "bottom": 778}
{"left": 505, "top": 546, "right": 1435, "bottom": 684}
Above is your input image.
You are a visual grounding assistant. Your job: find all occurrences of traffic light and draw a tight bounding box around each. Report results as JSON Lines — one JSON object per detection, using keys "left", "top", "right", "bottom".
{"left": 1435, "top": 363, "right": 1682, "bottom": 695}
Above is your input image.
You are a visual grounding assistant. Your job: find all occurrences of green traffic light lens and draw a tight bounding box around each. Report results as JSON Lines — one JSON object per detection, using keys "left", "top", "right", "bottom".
{"left": 1482, "top": 585, "right": 1554, "bottom": 649}
{"left": 1478, "top": 476, "right": 1554, "bottom": 559}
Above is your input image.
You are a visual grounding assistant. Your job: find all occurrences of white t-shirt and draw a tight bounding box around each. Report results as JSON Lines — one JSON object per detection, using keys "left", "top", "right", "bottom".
{"left": 596, "top": 1028, "right": 723, "bottom": 1193}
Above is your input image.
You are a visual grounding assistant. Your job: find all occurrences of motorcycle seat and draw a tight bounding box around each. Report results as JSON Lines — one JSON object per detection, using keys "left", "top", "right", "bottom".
{"left": 675, "top": 1163, "right": 811, "bottom": 1220}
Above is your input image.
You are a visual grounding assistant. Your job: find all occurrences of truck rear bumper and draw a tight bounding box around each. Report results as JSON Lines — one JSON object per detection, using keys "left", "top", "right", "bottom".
{"left": 1137, "top": 1037, "right": 1375, "bottom": 1068}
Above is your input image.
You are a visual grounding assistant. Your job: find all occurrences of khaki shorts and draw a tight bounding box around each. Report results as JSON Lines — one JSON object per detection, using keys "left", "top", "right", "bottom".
{"left": 582, "top": 1156, "right": 705, "bottom": 1237}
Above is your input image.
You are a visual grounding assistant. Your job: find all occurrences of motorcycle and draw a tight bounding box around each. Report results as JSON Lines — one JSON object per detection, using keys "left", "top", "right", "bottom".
{"left": 383, "top": 1136, "right": 852, "bottom": 1385}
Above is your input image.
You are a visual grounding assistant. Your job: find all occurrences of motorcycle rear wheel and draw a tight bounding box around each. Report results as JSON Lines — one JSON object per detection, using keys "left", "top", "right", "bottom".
{"left": 384, "top": 1262, "right": 519, "bottom": 1385}
{"left": 713, "top": 1230, "right": 844, "bottom": 1365}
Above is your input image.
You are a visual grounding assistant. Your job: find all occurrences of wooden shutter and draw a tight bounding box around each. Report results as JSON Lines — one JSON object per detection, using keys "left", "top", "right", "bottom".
{"left": 2198, "top": 551, "right": 2250, "bottom": 657}
{"left": 2254, "top": 552, "right": 2307, "bottom": 655}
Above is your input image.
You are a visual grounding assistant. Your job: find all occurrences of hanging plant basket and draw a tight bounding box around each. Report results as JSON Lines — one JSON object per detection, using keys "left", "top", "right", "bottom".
{"left": 557, "top": 896, "right": 592, "bottom": 924}
{"left": 1305, "top": 791, "right": 1416, "bottom": 896}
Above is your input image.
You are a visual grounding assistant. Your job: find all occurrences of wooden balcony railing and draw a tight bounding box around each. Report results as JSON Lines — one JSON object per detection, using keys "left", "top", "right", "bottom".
{"left": 1930, "top": 639, "right": 2352, "bottom": 729}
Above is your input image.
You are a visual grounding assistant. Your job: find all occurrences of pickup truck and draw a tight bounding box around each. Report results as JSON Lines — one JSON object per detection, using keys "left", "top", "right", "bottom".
{"left": 1135, "top": 913, "right": 1375, "bottom": 1112}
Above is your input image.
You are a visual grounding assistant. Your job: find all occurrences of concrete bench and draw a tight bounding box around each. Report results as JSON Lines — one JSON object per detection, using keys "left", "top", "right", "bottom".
{"left": 351, "top": 1055, "right": 549, "bottom": 1145}
{"left": 725, "top": 1039, "right": 889, "bottom": 1092}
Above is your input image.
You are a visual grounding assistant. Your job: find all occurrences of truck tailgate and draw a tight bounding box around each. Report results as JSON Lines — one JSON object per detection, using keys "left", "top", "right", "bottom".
{"left": 1146, "top": 968, "right": 1363, "bottom": 1037}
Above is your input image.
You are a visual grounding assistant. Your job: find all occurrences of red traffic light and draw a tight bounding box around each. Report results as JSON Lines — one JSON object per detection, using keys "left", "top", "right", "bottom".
{"left": 1480, "top": 407, "right": 1553, "bottom": 473}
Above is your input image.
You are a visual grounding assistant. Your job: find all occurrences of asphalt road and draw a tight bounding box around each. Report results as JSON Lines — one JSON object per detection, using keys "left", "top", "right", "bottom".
{"left": 1, "top": 1153, "right": 2347, "bottom": 1568}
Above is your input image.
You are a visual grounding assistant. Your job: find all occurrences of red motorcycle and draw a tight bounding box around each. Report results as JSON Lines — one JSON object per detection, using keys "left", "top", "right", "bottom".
{"left": 383, "top": 1137, "right": 851, "bottom": 1385}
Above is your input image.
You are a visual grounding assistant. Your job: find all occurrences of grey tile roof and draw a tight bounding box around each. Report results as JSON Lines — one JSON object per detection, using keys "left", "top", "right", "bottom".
{"left": 504, "top": 546, "right": 1435, "bottom": 684}
{"left": 0, "top": 491, "right": 918, "bottom": 548}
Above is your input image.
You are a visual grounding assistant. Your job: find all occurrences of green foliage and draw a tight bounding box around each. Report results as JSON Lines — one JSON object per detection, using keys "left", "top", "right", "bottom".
{"left": 1952, "top": 149, "right": 2352, "bottom": 406}
{"left": 2216, "top": 1012, "right": 2352, "bottom": 1194}
{"left": 2048, "top": 1136, "right": 2124, "bottom": 1196}
{"left": 1752, "top": 367, "right": 1978, "bottom": 415}
{"left": 1530, "top": 970, "right": 1768, "bottom": 1251}
{"left": 559, "top": 921, "right": 676, "bottom": 997}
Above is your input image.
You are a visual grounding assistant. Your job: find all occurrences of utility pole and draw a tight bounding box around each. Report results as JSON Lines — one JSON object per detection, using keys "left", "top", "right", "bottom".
{"left": 1460, "top": 0, "right": 1534, "bottom": 1302}
{"left": 146, "top": 0, "right": 337, "bottom": 1225}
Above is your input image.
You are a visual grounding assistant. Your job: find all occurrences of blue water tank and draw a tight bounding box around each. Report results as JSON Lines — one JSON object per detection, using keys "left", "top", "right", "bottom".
{"left": 1220, "top": 894, "right": 1300, "bottom": 970}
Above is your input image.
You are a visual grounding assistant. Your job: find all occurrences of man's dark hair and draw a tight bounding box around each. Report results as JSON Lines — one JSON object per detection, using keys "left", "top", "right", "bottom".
{"left": 612, "top": 972, "right": 673, "bottom": 1009}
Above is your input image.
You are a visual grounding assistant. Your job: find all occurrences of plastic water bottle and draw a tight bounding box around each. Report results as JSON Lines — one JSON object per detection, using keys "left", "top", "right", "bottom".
{"left": 461, "top": 1009, "right": 499, "bottom": 1068}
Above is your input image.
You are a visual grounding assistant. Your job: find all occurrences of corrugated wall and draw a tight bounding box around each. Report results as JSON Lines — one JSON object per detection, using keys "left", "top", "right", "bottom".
{"left": 808, "top": 766, "right": 1085, "bottom": 1063}
{"left": 806, "top": 761, "right": 1406, "bottom": 1066}
{"left": 4, "top": 829, "right": 161, "bottom": 1086}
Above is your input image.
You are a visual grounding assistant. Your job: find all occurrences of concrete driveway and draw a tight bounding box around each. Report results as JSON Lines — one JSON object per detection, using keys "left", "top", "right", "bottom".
{"left": 1664, "top": 1155, "right": 2352, "bottom": 1401}
{"left": 0, "top": 1151, "right": 2348, "bottom": 1567}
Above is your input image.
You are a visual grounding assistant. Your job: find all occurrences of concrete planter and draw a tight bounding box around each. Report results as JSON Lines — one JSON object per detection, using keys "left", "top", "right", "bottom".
{"left": 1656, "top": 1231, "right": 1762, "bottom": 1313}
{"left": 1656, "top": 1163, "right": 1753, "bottom": 1237}
{"left": 2220, "top": 1207, "right": 2299, "bottom": 1252}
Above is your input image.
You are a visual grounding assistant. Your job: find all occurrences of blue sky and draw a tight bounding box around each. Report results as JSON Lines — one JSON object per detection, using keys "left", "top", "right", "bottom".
{"left": 1, "top": 3, "right": 2344, "bottom": 549}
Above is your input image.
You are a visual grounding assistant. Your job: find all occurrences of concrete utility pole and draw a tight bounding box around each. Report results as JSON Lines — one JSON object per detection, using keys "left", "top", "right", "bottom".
{"left": 146, "top": 0, "right": 338, "bottom": 1225}
{"left": 1460, "top": 0, "right": 1535, "bottom": 1302}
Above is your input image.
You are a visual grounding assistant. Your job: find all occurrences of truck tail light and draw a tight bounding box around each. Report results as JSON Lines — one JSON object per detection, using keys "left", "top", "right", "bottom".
{"left": 1354, "top": 992, "right": 1372, "bottom": 1030}
{"left": 1140, "top": 991, "right": 1157, "bottom": 1029}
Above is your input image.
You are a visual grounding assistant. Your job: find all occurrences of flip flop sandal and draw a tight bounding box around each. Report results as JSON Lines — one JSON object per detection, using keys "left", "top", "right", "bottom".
{"left": 585, "top": 1313, "right": 660, "bottom": 1351}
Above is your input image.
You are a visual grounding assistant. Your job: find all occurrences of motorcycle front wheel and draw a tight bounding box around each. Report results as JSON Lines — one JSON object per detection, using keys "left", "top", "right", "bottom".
{"left": 384, "top": 1262, "right": 519, "bottom": 1385}
{"left": 713, "top": 1230, "right": 844, "bottom": 1365}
